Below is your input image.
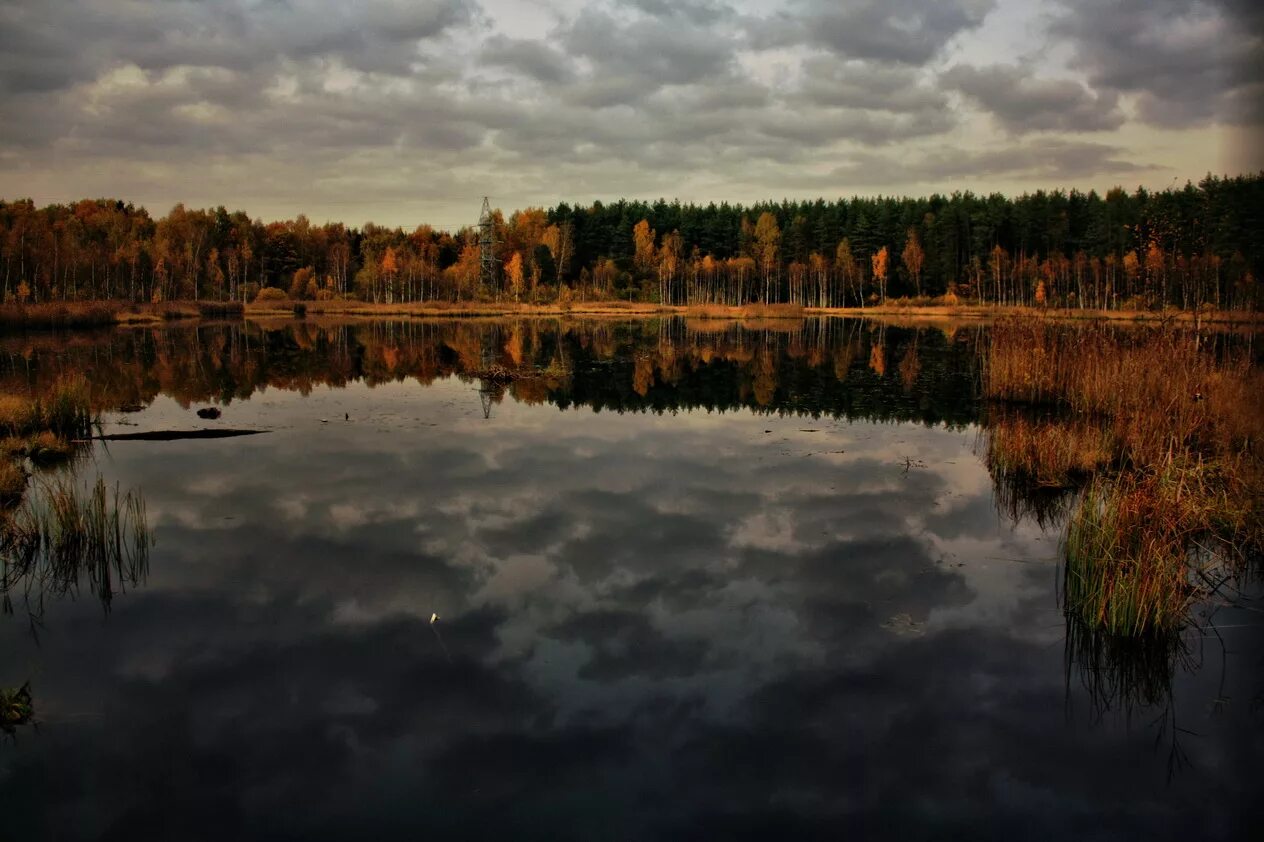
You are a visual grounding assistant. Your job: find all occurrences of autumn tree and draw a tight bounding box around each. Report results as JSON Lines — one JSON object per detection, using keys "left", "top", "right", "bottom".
{"left": 542, "top": 222, "right": 573, "bottom": 284}
{"left": 632, "top": 219, "right": 656, "bottom": 276}
{"left": 753, "top": 212, "right": 781, "bottom": 303}
{"left": 593, "top": 258, "right": 617, "bottom": 297}
{"left": 290, "top": 266, "right": 316, "bottom": 299}
{"left": 871, "top": 245, "right": 889, "bottom": 304}
{"left": 505, "top": 251, "right": 525, "bottom": 301}
{"left": 380, "top": 246, "right": 399, "bottom": 303}
{"left": 836, "top": 238, "right": 860, "bottom": 308}
{"left": 901, "top": 228, "right": 925, "bottom": 298}
{"left": 807, "top": 252, "right": 829, "bottom": 307}
{"left": 658, "top": 230, "right": 682, "bottom": 304}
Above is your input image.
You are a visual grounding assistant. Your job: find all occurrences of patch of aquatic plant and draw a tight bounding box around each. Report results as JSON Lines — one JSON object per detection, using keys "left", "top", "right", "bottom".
{"left": 0, "top": 459, "right": 26, "bottom": 508}
{"left": 983, "top": 318, "right": 1262, "bottom": 467}
{"left": 983, "top": 317, "right": 1263, "bottom": 638}
{"left": 985, "top": 408, "right": 1115, "bottom": 488}
{"left": 1061, "top": 461, "right": 1258, "bottom": 636}
{"left": 2, "top": 431, "right": 83, "bottom": 467}
{"left": 1, "top": 475, "right": 151, "bottom": 619}
{"left": 0, "top": 302, "right": 120, "bottom": 331}
{"left": 0, "top": 682, "right": 34, "bottom": 737}
{"left": 1064, "top": 613, "right": 1188, "bottom": 717}
{"left": 0, "top": 376, "right": 94, "bottom": 440}
{"left": 196, "top": 300, "right": 245, "bottom": 318}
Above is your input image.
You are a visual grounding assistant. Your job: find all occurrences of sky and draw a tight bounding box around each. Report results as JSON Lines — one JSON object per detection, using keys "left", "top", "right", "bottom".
{"left": 0, "top": 0, "right": 1261, "bottom": 228}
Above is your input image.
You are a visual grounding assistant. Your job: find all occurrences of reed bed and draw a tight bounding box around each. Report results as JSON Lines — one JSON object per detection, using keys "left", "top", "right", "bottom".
{"left": 983, "top": 318, "right": 1262, "bottom": 466}
{"left": 1063, "top": 471, "right": 1199, "bottom": 635}
{"left": 1, "top": 475, "right": 151, "bottom": 617}
{"left": 0, "top": 460, "right": 26, "bottom": 507}
{"left": 984, "top": 317, "right": 1263, "bottom": 637}
{"left": 0, "top": 302, "right": 121, "bottom": 331}
{"left": 985, "top": 411, "right": 1115, "bottom": 488}
{"left": 196, "top": 300, "right": 245, "bottom": 318}
{"left": 0, "top": 376, "right": 94, "bottom": 441}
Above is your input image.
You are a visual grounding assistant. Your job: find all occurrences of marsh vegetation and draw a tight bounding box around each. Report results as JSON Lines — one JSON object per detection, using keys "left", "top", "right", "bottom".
{"left": 982, "top": 319, "right": 1262, "bottom": 639}
{"left": 0, "top": 373, "right": 152, "bottom": 630}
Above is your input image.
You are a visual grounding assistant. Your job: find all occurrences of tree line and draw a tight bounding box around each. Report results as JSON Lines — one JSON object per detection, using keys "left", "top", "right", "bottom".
{"left": 2, "top": 173, "right": 1261, "bottom": 310}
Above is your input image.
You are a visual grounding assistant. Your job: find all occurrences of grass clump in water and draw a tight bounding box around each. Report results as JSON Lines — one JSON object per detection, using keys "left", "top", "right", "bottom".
{"left": 1, "top": 682, "right": 34, "bottom": 737}
{"left": 985, "top": 410, "right": 1115, "bottom": 488}
{"left": 0, "top": 460, "right": 26, "bottom": 508}
{"left": 1, "top": 475, "right": 151, "bottom": 618}
{"left": 2, "top": 431, "right": 80, "bottom": 467}
{"left": 1064, "top": 473, "right": 1195, "bottom": 636}
{"left": 0, "top": 377, "right": 94, "bottom": 441}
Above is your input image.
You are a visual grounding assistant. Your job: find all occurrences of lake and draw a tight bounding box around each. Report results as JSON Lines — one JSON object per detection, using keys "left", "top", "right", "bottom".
{"left": 1, "top": 317, "right": 1261, "bottom": 840}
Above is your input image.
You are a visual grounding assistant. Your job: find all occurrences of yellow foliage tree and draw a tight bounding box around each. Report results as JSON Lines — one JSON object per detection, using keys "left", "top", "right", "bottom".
{"left": 505, "top": 251, "right": 525, "bottom": 301}
{"left": 901, "top": 228, "right": 924, "bottom": 297}
{"left": 633, "top": 219, "right": 656, "bottom": 275}
{"left": 753, "top": 212, "right": 780, "bottom": 302}
{"left": 836, "top": 238, "right": 859, "bottom": 307}
{"left": 871, "top": 245, "right": 889, "bottom": 304}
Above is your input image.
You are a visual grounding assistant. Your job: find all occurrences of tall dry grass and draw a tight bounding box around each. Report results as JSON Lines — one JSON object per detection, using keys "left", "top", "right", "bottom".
{"left": 985, "top": 411, "right": 1115, "bottom": 488}
{"left": 983, "top": 317, "right": 1263, "bottom": 636}
{"left": 0, "top": 460, "right": 26, "bottom": 507}
{"left": 0, "top": 377, "right": 94, "bottom": 441}
{"left": 984, "top": 410, "right": 1115, "bottom": 527}
{"left": 0, "top": 302, "right": 120, "bottom": 331}
{"left": 983, "top": 318, "right": 1262, "bottom": 467}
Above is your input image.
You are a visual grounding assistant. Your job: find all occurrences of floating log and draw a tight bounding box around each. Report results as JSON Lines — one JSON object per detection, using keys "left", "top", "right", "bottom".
{"left": 94, "top": 429, "right": 267, "bottom": 441}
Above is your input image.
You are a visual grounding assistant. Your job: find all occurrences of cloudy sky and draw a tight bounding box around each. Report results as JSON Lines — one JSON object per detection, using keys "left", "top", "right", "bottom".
{"left": 1, "top": 0, "right": 1261, "bottom": 227}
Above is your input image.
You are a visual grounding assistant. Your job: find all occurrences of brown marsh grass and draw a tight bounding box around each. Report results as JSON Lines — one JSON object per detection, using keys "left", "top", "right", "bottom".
{"left": 683, "top": 303, "right": 806, "bottom": 319}
{"left": 0, "top": 460, "right": 26, "bottom": 508}
{"left": 0, "top": 302, "right": 120, "bottom": 330}
{"left": 984, "top": 317, "right": 1263, "bottom": 636}
{"left": 0, "top": 376, "right": 94, "bottom": 441}
{"left": 983, "top": 410, "right": 1116, "bottom": 527}
{"left": 985, "top": 411, "right": 1115, "bottom": 488}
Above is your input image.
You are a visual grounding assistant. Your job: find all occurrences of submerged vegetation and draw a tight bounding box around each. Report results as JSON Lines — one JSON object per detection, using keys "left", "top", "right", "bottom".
{"left": 984, "top": 318, "right": 1263, "bottom": 637}
{"left": 1, "top": 475, "right": 151, "bottom": 622}
{"left": 0, "top": 681, "right": 34, "bottom": 738}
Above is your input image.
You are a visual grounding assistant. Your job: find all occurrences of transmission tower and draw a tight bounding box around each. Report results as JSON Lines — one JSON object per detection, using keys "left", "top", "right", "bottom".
{"left": 478, "top": 197, "right": 498, "bottom": 292}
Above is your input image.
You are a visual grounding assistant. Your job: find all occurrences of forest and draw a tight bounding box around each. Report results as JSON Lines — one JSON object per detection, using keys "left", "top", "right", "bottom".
{"left": 1, "top": 173, "right": 1261, "bottom": 311}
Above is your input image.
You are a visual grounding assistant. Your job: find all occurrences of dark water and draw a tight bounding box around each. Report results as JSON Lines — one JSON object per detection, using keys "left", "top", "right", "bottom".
{"left": 1, "top": 318, "right": 1261, "bottom": 841}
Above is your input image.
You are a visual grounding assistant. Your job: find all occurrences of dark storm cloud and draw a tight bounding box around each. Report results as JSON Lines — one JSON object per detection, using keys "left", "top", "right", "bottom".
{"left": 626, "top": 0, "right": 731, "bottom": 26}
{"left": 0, "top": 0, "right": 1231, "bottom": 218}
{"left": 0, "top": 0, "right": 475, "bottom": 94}
{"left": 1050, "top": 0, "right": 1263, "bottom": 127}
{"left": 821, "top": 138, "right": 1152, "bottom": 188}
{"left": 749, "top": 0, "right": 994, "bottom": 65}
{"left": 944, "top": 63, "right": 1125, "bottom": 133}
{"left": 754, "top": 105, "right": 955, "bottom": 147}
{"left": 794, "top": 57, "right": 948, "bottom": 113}
{"left": 560, "top": 4, "right": 739, "bottom": 104}
{"left": 480, "top": 34, "right": 575, "bottom": 83}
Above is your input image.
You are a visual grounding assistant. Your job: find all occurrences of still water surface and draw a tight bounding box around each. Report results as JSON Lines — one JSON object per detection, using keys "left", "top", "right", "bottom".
{"left": 1, "top": 318, "right": 1260, "bottom": 840}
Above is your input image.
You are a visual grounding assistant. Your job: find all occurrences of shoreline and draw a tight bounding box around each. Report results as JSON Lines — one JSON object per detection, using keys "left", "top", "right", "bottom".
{"left": 1, "top": 300, "right": 1260, "bottom": 330}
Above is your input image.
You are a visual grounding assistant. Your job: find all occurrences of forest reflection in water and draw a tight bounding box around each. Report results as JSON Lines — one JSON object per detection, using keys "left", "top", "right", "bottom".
{"left": 0, "top": 316, "right": 1260, "bottom": 840}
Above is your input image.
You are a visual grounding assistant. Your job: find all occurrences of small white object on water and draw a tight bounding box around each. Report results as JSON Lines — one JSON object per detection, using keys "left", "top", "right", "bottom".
{"left": 430, "top": 613, "right": 439, "bottom": 624}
